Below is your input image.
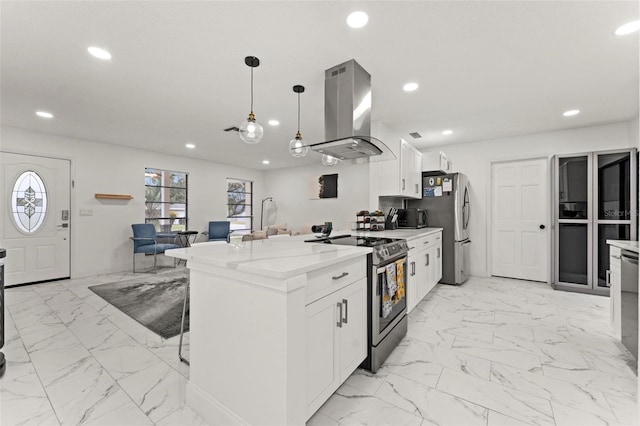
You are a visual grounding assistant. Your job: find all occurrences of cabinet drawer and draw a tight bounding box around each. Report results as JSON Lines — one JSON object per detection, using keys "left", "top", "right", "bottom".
{"left": 306, "top": 257, "right": 367, "bottom": 304}
{"left": 414, "top": 232, "right": 441, "bottom": 249}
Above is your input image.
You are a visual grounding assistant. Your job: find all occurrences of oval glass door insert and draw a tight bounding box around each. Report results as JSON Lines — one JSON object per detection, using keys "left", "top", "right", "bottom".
{"left": 11, "top": 170, "right": 48, "bottom": 233}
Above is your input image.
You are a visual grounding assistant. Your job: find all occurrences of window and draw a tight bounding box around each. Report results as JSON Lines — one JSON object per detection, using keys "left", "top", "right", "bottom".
{"left": 11, "top": 170, "right": 47, "bottom": 234}
{"left": 145, "top": 168, "right": 188, "bottom": 232}
{"left": 227, "top": 178, "right": 252, "bottom": 234}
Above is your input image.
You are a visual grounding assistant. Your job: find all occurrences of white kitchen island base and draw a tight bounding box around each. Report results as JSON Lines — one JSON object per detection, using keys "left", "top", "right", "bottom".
{"left": 167, "top": 239, "right": 371, "bottom": 425}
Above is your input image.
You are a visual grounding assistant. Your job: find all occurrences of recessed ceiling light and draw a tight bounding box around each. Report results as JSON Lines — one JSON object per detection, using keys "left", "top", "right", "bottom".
{"left": 36, "top": 111, "right": 53, "bottom": 118}
{"left": 185, "top": 143, "right": 196, "bottom": 149}
{"left": 563, "top": 109, "right": 580, "bottom": 117}
{"left": 88, "top": 46, "right": 112, "bottom": 60}
{"left": 346, "top": 11, "right": 368, "bottom": 29}
{"left": 268, "top": 119, "right": 280, "bottom": 126}
{"left": 262, "top": 160, "right": 270, "bottom": 165}
{"left": 615, "top": 20, "right": 640, "bottom": 36}
{"left": 442, "top": 129, "right": 453, "bottom": 135}
{"left": 403, "top": 82, "right": 419, "bottom": 92}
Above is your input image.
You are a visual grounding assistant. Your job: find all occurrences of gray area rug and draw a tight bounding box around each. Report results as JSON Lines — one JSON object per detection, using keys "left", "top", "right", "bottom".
{"left": 89, "top": 270, "right": 189, "bottom": 339}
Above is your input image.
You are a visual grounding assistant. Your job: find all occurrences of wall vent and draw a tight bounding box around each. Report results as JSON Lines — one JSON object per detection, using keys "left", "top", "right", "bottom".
{"left": 409, "top": 132, "right": 422, "bottom": 139}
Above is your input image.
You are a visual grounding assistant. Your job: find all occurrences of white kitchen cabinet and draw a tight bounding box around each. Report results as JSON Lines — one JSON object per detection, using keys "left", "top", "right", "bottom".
{"left": 370, "top": 129, "right": 422, "bottom": 199}
{"left": 609, "top": 246, "right": 622, "bottom": 339}
{"left": 305, "top": 277, "right": 366, "bottom": 418}
{"left": 406, "top": 231, "right": 443, "bottom": 312}
{"left": 423, "top": 151, "right": 451, "bottom": 174}
{"left": 407, "top": 244, "right": 427, "bottom": 313}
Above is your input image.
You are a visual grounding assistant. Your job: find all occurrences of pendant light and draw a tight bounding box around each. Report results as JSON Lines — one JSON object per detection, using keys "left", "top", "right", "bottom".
{"left": 238, "top": 56, "right": 264, "bottom": 144}
{"left": 288, "top": 85, "right": 309, "bottom": 157}
{"left": 322, "top": 154, "right": 339, "bottom": 166}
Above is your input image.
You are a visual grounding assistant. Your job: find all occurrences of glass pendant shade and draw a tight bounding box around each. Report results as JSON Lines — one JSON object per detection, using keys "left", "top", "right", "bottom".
{"left": 322, "top": 154, "right": 339, "bottom": 166}
{"left": 239, "top": 113, "right": 264, "bottom": 144}
{"left": 289, "top": 133, "right": 309, "bottom": 157}
{"left": 289, "top": 85, "right": 308, "bottom": 158}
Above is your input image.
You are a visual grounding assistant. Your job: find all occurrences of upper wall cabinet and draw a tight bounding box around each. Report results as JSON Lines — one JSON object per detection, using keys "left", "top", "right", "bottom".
{"left": 369, "top": 123, "right": 422, "bottom": 199}
{"left": 422, "top": 151, "right": 452, "bottom": 175}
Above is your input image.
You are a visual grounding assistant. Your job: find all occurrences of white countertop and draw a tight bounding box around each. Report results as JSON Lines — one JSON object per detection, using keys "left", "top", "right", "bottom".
{"left": 166, "top": 236, "right": 372, "bottom": 279}
{"left": 349, "top": 227, "right": 443, "bottom": 240}
{"left": 606, "top": 240, "right": 639, "bottom": 253}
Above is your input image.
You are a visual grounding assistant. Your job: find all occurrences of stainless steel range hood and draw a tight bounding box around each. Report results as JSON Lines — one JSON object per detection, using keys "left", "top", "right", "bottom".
{"left": 308, "top": 59, "right": 395, "bottom": 162}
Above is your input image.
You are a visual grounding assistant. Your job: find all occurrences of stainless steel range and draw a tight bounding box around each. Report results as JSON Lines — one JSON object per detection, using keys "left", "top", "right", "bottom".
{"left": 306, "top": 235, "right": 409, "bottom": 372}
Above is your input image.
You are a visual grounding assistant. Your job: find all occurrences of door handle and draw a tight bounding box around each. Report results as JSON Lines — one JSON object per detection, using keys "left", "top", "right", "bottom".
{"left": 342, "top": 299, "right": 348, "bottom": 324}
{"left": 337, "top": 302, "right": 343, "bottom": 327}
{"left": 415, "top": 183, "right": 419, "bottom": 194}
{"left": 539, "top": 224, "right": 546, "bottom": 230}
{"left": 425, "top": 253, "right": 430, "bottom": 267}
{"left": 57, "top": 223, "right": 69, "bottom": 228}
{"left": 402, "top": 178, "right": 406, "bottom": 190}
{"left": 605, "top": 270, "right": 611, "bottom": 287}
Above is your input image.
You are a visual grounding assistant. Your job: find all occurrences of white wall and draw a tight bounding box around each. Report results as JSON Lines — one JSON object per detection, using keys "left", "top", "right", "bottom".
{"left": 421, "top": 120, "right": 637, "bottom": 278}
{"left": 263, "top": 161, "right": 370, "bottom": 232}
{"left": 1, "top": 126, "right": 264, "bottom": 277}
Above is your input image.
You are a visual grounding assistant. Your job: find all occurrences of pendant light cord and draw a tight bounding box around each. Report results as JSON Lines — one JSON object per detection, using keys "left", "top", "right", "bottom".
{"left": 250, "top": 66, "right": 254, "bottom": 114}
{"left": 297, "top": 92, "right": 301, "bottom": 132}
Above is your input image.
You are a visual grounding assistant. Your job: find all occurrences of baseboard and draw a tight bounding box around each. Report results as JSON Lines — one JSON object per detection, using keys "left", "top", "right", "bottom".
{"left": 186, "top": 381, "right": 250, "bottom": 426}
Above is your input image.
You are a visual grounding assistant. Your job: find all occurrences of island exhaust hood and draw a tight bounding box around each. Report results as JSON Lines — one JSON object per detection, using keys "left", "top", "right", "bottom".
{"left": 308, "top": 59, "right": 395, "bottom": 162}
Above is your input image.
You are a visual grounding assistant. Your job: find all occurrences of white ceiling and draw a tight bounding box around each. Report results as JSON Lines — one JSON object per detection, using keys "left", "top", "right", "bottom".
{"left": 1, "top": 1, "right": 638, "bottom": 170}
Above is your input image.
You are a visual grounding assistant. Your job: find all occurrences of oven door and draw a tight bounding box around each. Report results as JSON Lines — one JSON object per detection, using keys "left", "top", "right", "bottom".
{"left": 372, "top": 255, "right": 408, "bottom": 346}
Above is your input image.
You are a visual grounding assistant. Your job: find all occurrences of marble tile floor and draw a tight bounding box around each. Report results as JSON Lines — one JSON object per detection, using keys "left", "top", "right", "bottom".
{"left": 1, "top": 273, "right": 637, "bottom": 426}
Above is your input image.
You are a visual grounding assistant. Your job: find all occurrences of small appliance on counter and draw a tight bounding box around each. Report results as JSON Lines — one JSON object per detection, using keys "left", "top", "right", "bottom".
{"left": 385, "top": 208, "right": 399, "bottom": 230}
{"left": 397, "top": 208, "right": 428, "bottom": 229}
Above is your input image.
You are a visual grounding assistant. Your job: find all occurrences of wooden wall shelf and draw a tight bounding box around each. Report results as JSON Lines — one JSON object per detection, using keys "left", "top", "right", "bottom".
{"left": 95, "top": 193, "right": 133, "bottom": 200}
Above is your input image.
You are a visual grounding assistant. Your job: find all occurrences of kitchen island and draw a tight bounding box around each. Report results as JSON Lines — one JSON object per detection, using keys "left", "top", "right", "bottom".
{"left": 607, "top": 240, "right": 638, "bottom": 367}
{"left": 166, "top": 238, "right": 372, "bottom": 425}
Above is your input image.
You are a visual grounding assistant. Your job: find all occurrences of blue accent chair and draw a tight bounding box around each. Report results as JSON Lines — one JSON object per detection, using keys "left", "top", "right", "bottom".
{"left": 131, "top": 223, "right": 179, "bottom": 272}
{"left": 203, "top": 221, "right": 232, "bottom": 242}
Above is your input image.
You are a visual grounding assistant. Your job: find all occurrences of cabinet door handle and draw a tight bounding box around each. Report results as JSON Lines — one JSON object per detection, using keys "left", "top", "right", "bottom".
{"left": 415, "top": 183, "right": 419, "bottom": 194}
{"left": 425, "top": 253, "right": 430, "bottom": 267}
{"left": 410, "top": 261, "right": 416, "bottom": 276}
{"left": 342, "top": 299, "right": 348, "bottom": 324}
{"left": 402, "top": 178, "right": 406, "bottom": 190}
{"left": 337, "top": 302, "right": 343, "bottom": 327}
{"left": 423, "top": 240, "right": 430, "bottom": 245}
{"left": 437, "top": 248, "right": 440, "bottom": 258}
{"left": 332, "top": 272, "right": 349, "bottom": 280}
{"left": 612, "top": 255, "right": 621, "bottom": 260}
{"left": 605, "top": 270, "right": 611, "bottom": 287}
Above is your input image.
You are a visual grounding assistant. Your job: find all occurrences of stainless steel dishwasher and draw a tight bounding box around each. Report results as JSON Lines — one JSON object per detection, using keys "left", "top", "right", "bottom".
{"left": 620, "top": 249, "right": 638, "bottom": 361}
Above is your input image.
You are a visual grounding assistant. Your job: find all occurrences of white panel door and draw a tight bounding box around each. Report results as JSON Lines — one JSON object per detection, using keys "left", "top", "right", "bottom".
{"left": 492, "top": 158, "right": 548, "bottom": 282}
{"left": 1, "top": 152, "right": 71, "bottom": 285}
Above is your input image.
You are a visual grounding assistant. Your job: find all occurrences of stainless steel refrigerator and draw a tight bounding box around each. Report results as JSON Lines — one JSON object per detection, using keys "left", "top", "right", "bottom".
{"left": 407, "top": 172, "right": 470, "bottom": 284}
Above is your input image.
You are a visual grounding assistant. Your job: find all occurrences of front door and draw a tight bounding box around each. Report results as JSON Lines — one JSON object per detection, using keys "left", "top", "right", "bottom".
{"left": 492, "top": 158, "right": 549, "bottom": 282}
{"left": 1, "top": 152, "right": 71, "bottom": 285}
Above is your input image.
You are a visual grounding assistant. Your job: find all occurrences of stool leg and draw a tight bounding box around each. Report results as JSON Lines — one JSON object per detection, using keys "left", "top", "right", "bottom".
{"left": 178, "top": 280, "right": 190, "bottom": 365}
